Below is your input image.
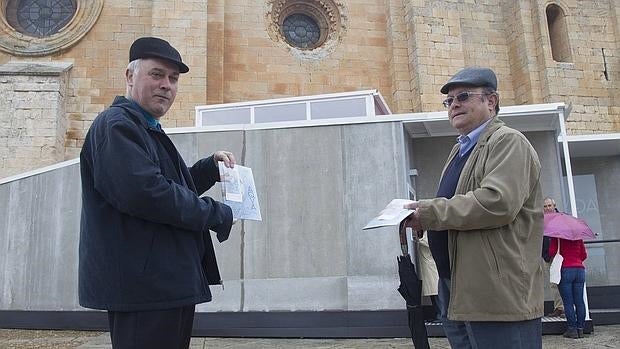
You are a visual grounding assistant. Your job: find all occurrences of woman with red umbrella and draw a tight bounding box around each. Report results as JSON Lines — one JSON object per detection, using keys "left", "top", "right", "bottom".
{"left": 545, "top": 210, "right": 592, "bottom": 339}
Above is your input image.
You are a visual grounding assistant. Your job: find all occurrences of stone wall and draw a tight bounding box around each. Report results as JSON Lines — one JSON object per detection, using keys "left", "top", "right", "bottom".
{"left": 206, "top": 0, "right": 393, "bottom": 106}
{"left": 0, "top": 62, "right": 71, "bottom": 178}
{"left": 0, "top": 0, "right": 618, "bottom": 177}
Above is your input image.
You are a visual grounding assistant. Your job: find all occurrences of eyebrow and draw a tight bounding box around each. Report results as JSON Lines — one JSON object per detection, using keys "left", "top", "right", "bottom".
{"left": 150, "top": 67, "right": 179, "bottom": 76}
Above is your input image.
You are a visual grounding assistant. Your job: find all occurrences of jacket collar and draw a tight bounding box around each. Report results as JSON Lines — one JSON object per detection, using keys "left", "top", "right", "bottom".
{"left": 448, "top": 116, "right": 504, "bottom": 156}
{"left": 111, "top": 96, "right": 162, "bottom": 132}
{"left": 476, "top": 116, "right": 505, "bottom": 146}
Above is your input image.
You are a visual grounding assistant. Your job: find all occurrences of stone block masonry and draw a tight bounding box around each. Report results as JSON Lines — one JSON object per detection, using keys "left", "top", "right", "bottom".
{"left": 0, "top": 0, "right": 618, "bottom": 176}
{"left": 0, "top": 62, "right": 71, "bottom": 178}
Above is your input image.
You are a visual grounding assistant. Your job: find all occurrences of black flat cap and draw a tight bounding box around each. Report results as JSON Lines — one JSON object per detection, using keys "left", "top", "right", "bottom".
{"left": 440, "top": 67, "right": 497, "bottom": 94}
{"left": 129, "top": 37, "right": 189, "bottom": 73}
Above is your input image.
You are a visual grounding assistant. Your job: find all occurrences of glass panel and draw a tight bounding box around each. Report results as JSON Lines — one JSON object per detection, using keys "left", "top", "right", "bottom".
{"left": 564, "top": 157, "right": 620, "bottom": 287}
{"left": 254, "top": 103, "right": 306, "bottom": 123}
{"left": 282, "top": 14, "right": 321, "bottom": 49}
{"left": 310, "top": 98, "right": 367, "bottom": 119}
{"left": 572, "top": 175, "right": 606, "bottom": 285}
{"left": 7, "top": 0, "right": 77, "bottom": 37}
{"left": 375, "top": 102, "right": 384, "bottom": 116}
{"left": 202, "top": 108, "right": 251, "bottom": 126}
{"left": 573, "top": 175, "right": 603, "bottom": 237}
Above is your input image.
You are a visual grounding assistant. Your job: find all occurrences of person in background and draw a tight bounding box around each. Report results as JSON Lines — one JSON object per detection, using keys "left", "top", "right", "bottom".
{"left": 543, "top": 197, "right": 565, "bottom": 318}
{"left": 401, "top": 66, "right": 544, "bottom": 348}
{"left": 79, "top": 37, "right": 236, "bottom": 349}
{"left": 548, "top": 235, "right": 587, "bottom": 339}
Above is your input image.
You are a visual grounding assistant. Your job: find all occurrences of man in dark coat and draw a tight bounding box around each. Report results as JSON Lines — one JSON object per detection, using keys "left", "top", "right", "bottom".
{"left": 79, "top": 37, "right": 235, "bottom": 349}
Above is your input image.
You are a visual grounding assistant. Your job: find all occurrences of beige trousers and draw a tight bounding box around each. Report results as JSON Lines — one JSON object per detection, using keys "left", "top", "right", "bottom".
{"left": 546, "top": 260, "right": 564, "bottom": 310}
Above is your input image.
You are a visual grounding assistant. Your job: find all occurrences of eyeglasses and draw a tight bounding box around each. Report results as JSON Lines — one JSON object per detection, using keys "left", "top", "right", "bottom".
{"left": 442, "top": 91, "right": 490, "bottom": 108}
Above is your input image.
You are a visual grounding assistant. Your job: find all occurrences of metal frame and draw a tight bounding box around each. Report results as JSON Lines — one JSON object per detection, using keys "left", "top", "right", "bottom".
{"left": 194, "top": 90, "right": 390, "bottom": 127}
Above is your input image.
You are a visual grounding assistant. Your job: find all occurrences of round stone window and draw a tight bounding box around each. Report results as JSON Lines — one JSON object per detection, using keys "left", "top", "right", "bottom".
{"left": 282, "top": 13, "right": 321, "bottom": 49}
{"left": 0, "top": 0, "right": 102, "bottom": 56}
{"left": 268, "top": 0, "right": 346, "bottom": 55}
{"left": 6, "top": 0, "right": 77, "bottom": 37}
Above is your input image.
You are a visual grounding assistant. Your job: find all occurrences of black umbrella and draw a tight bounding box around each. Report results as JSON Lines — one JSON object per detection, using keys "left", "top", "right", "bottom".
{"left": 397, "top": 223, "right": 430, "bottom": 349}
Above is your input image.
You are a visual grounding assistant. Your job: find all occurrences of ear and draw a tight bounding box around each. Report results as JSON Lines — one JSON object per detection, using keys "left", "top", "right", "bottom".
{"left": 125, "top": 69, "right": 133, "bottom": 86}
{"left": 487, "top": 93, "right": 498, "bottom": 112}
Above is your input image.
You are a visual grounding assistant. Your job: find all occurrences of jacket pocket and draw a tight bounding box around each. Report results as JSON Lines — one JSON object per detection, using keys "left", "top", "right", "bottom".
{"left": 141, "top": 230, "right": 156, "bottom": 273}
{"left": 482, "top": 233, "right": 502, "bottom": 278}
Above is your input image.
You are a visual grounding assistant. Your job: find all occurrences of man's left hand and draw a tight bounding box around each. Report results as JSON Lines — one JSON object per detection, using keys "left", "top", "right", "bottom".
{"left": 214, "top": 150, "right": 236, "bottom": 168}
{"left": 401, "top": 210, "right": 423, "bottom": 237}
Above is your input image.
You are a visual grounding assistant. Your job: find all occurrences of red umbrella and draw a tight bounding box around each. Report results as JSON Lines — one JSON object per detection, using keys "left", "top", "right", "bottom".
{"left": 543, "top": 212, "right": 596, "bottom": 240}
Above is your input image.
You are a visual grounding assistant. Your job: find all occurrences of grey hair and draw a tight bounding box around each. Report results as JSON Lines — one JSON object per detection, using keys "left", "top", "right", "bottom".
{"left": 127, "top": 59, "right": 142, "bottom": 74}
{"left": 126, "top": 59, "right": 142, "bottom": 96}
{"left": 482, "top": 87, "right": 500, "bottom": 115}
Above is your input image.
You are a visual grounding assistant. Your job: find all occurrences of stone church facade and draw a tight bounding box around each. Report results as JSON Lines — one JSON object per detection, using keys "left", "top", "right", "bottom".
{"left": 0, "top": 0, "right": 618, "bottom": 178}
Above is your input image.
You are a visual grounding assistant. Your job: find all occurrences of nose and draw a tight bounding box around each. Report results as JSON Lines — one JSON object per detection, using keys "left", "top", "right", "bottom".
{"left": 159, "top": 77, "right": 172, "bottom": 91}
{"left": 447, "top": 101, "right": 460, "bottom": 116}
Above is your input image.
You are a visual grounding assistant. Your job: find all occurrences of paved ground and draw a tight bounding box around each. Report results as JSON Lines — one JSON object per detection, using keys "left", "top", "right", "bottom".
{"left": 1, "top": 325, "right": 618, "bottom": 348}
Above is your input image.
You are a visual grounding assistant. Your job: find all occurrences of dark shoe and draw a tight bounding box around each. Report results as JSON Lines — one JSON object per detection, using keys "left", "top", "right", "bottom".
{"left": 563, "top": 328, "right": 579, "bottom": 339}
{"left": 547, "top": 308, "right": 565, "bottom": 317}
{"left": 577, "top": 328, "right": 584, "bottom": 338}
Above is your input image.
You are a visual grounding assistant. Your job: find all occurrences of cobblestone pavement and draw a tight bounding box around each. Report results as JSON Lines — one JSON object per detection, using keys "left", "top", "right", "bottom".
{"left": 1, "top": 325, "right": 618, "bottom": 348}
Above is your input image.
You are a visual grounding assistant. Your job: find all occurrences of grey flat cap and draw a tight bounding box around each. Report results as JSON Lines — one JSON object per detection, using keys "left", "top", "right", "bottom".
{"left": 440, "top": 67, "right": 497, "bottom": 94}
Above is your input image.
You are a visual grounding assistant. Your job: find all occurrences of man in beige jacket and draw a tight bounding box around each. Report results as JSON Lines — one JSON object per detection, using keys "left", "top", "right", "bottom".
{"left": 402, "top": 67, "right": 544, "bottom": 348}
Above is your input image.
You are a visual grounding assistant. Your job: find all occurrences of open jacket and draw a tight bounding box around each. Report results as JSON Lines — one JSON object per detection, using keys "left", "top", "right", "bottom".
{"left": 79, "top": 96, "right": 232, "bottom": 312}
{"left": 417, "top": 117, "right": 544, "bottom": 321}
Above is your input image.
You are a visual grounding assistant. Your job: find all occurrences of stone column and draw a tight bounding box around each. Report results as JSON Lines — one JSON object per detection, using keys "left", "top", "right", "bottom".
{"left": 0, "top": 62, "right": 72, "bottom": 178}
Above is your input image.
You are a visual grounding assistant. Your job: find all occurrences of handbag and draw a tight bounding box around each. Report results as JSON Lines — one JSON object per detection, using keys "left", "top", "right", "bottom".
{"left": 549, "top": 239, "right": 563, "bottom": 284}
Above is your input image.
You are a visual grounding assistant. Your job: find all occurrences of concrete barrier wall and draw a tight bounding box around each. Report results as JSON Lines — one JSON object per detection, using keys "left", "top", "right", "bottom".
{"left": 0, "top": 164, "right": 81, "bottom": 310}
{"left": 1, "top": 121, "right": 409, "bottom": 313}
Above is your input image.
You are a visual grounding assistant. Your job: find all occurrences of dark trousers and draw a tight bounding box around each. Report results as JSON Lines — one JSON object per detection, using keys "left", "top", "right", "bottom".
{"left": 108, "top": 305, "right": 195, "bottom": 349}
{"left": 438, "top": 277, "right": 542, "bottom": 348}
{"left": 464, "top": 318, "right": 542, "bottom": 349}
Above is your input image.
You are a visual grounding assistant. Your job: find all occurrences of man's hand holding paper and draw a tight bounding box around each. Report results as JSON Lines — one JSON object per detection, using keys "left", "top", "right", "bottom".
{"left": 363, "top": 199, "right": 415, "bottom": 230}
{"left": 400, "top": 201, "right": 423, "bottom": 237}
